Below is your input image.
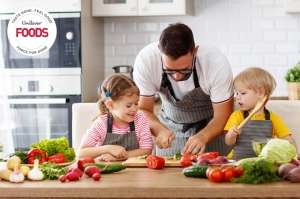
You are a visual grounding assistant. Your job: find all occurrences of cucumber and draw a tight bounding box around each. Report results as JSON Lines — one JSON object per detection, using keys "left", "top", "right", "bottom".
{"left": 84, "top": 163, "right": 126, "bottom": 174}
{"left": 182, "top": 165, "right": 209, "bottom": 178}
{"left": 173, "top": 153, "right": 182, "bottom": 160}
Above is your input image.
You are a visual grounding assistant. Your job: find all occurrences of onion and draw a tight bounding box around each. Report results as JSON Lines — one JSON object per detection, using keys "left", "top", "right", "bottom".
{"left": 286, "top": 168, "right": 300, "bottom": 183}
{"left": 290, "top": 158, "right": 300, "bottom": 167}
{"left": 278, "top": 163, "right": 298, "bottom": 180}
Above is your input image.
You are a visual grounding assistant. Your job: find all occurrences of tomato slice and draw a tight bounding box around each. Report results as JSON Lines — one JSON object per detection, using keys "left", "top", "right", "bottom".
{"left": 206, "top": 152, "right": 219, "bottom": 158}
{"left": 146, "top": 155, "right": 165, "bottom": 169}
{"left": 198, "top": 154, "right": 215, "bottom": 160}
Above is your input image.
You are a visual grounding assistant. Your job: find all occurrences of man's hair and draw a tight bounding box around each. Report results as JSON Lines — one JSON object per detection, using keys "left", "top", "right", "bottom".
{"left": 234, "top": 67, "right": 276, "bottom": 97}
{"left": 159, "top": 22, "right": 195, "bottom": 59}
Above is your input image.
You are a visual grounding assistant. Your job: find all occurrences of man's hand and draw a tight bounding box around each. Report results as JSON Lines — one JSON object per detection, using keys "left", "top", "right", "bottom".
{"left": 155, "top": 129, "right": 176, "bottom": 149}
{"left": 181, "top": 133, "right": 207, "bottom": 155}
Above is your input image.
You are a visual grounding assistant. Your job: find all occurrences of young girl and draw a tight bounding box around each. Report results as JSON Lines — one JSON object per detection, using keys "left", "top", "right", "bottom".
{"left": 78, "top": 74, "right": 153, "bottom": 161}
{"left": 224, "top": 67, "right": 299, "bottom": 159}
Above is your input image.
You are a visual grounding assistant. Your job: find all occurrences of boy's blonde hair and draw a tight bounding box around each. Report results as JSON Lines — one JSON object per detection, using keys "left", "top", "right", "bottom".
{"left": 233, "top": 67, "right": 276, "bottom": 97}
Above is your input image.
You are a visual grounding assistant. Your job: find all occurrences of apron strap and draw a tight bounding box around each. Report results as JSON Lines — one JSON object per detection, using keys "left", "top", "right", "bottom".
{"left": 243, "top": 107, "right": 270, "bottom": 120}
{"left": 192, "top": 57, "right": 200, "bottom": 88}
{"left": 161, "top": 72, "right": 178, "bottom": 101}
{"left": 107, "top": 114, "right": 135, "bottom": 133}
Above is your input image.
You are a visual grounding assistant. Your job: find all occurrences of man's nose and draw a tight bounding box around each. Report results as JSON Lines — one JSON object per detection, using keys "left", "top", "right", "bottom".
{"left": 172, "top": 72, "right": 184, "bottom": 80}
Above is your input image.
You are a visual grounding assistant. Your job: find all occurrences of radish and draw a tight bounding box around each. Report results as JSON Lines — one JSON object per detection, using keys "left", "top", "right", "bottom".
{"left": 59, "top": 175, "right": 67, "bottom": 182}
{"left": 67, "top": 168, "right": 83, "bottom": 178}
{"left": 84, "top": 166, "right": 100, "bottom": 177}
{"left": 66, "top": 172, "right": 80, "bottom": 181}
{"left": 92, "top": 173, "right": 101, "bottom": 181}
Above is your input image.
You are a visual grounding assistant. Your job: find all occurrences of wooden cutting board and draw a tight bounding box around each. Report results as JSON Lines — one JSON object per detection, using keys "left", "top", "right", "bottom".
{"left": 122, "top": 157, "right": 181, "bottom": 167}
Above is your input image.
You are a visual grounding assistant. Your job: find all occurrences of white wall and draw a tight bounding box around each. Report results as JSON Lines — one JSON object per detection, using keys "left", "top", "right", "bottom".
{"left": 103, "top": 0, "right": 300, "bottom": 97}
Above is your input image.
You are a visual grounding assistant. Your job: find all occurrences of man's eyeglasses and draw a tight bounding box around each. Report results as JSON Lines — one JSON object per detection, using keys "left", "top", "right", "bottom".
{"left": 162, "top": 54, "right": 195, "bottom": 75}
{"left": 163, "top": 68, "right": 193, "bottom": 74}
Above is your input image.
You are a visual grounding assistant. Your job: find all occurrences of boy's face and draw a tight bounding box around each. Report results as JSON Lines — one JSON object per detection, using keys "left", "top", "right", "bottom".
{"left": 234, "top": 81, "right": 260, "bottom": 111}
{"left": 108, "top": 93, "right": 139, "bottom": 126}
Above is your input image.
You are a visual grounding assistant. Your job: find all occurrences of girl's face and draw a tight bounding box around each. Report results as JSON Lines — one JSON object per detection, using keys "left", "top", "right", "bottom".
{"left": 109, "top": 93, "right": 139, "bottom": 127}
{"left": 234, "top": 81, "right": 261, "bottom": 111}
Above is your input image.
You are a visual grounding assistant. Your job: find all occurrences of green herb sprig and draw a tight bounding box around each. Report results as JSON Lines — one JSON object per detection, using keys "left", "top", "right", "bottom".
{"left": 39, "top": 162, "right": 68, "bottom": 180}
{"left": 231, "top": 159, "right": 281, "bottom": 184}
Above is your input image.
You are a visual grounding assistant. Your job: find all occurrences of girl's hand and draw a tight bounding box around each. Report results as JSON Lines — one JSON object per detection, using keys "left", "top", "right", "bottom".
{"left": 100, "top": 153, "right": 118, "bottom": 162}
{"left": 228, "top": 126, "right": 240, "bottom": 138}
{"left": 108, "top": 145, "right": 127, "bottom": 158}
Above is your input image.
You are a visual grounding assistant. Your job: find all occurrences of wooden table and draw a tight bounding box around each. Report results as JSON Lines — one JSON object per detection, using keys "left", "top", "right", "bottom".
{"left": 0, "top": 162, "right": 300, "bottom": 199}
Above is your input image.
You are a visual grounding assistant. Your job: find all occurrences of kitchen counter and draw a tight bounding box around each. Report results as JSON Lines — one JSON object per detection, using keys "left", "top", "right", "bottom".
{"left": 0, "top": 162, "right": 300, "bottom": 199}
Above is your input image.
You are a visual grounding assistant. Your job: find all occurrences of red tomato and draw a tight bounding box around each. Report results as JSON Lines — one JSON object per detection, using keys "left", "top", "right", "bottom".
{"left": 206, "top": 167, "right": 214, "bottom": 178}
{"left": 77, "top": 157, "right": 96, "bottom": 171}
{"left": 235, "top": 166, "right": 244, "bottom": 177}
{"left": 180, "top": 156, "right": 193, "bottom": 167}
{"left": 222, "top": 167, "right": 237, "bottom": 182}
{"left": 208, "top": 168, "right": 223, "bottom": 183}
{"left": 180, "top": 154, "right": 197, "bottom": 168}
{"left": 146, "top": 155, "right": 165, "bottom": 169}
{"left": 182, "top": 154, "right": 197, "bottom": 161}
{"left": 198, "top": 154, "right": 215, "bottom": 160}
{"left": 206, "top": 152, "right": 219, "bottom": 158}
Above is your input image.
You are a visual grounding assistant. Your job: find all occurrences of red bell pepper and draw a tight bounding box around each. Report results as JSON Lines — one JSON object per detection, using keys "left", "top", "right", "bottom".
{"left": 48, "top": 153, "right": 66, "bottom": 164}
{"left": 146, "top": 155, "right": 165, "bottom": 169}
{"left": 27, "top": 148, "right": 47, "bottom": 164}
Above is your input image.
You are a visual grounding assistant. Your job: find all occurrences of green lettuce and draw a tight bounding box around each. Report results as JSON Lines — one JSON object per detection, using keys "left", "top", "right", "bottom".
{"left": 258, "top": 138, "right": 297, "bottom": 164}
{"left": 30, "top": 137, "right": 75, "bottom": 162}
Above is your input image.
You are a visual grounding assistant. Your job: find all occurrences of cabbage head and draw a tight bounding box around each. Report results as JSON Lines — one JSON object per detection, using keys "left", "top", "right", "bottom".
{"left": 258, "top": 138, "right": 297, "bottom": 164}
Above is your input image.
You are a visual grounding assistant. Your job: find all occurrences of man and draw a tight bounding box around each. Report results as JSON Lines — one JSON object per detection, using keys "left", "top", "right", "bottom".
{"left": 133, "top": 23, "right": 234, "bottom": 157}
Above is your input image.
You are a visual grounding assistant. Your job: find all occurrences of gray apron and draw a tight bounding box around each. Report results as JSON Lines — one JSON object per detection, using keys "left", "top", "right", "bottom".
{"left": 233, "top": 108, "right": 272, "bottom": 158}
{"left": 102, "top": 115, "right": 139, "bottom": 151}
{"left": 156, "top": 58, "right": 233, "bottom": 157}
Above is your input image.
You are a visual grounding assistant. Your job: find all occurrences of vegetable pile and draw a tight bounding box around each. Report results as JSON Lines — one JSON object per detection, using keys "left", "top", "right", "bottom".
{"left": 231, "top": 158, "right": 281, "bottom": 184}
{"left": 30, "top": 137, "right": 75, "bottom": 162}
{"left": 0, "top": 156, "right": 31, "bottom": 183}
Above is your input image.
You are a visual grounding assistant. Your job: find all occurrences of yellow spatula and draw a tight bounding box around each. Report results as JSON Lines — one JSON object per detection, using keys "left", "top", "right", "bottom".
{"left": 237, "top": 95, "right": 268, "bottom": 131}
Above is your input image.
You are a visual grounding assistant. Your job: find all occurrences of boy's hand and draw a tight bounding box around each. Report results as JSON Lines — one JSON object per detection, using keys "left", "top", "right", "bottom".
{"left": 228, "top": 126, "right": 240, "bottom": 138}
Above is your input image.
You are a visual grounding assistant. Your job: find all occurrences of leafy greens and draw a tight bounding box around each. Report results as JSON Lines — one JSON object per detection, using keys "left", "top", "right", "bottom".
{"left": 30, "top": 137, "right": 75, "bottom": 162}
